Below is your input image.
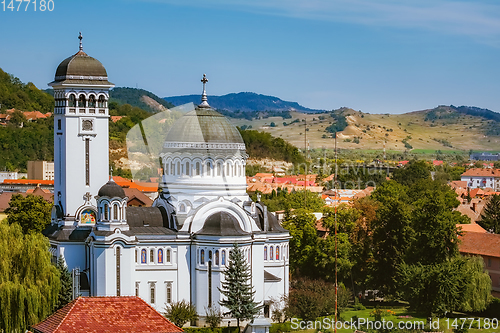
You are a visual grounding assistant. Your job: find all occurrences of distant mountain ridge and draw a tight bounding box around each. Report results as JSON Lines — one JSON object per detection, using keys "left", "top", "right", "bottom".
{"left": 164, "top": 92, "right": 325, "bottom": 113}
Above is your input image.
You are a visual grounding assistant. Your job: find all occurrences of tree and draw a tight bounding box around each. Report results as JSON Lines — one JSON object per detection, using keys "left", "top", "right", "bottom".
{"left": 370, "top": 181, "right": 413, "bottom": 295}
{"left": 0, "top": 220, "right": 60, "bottom": 332}
{"left": 219, "top": 243, "right": 260, "bottom": 331}
{"left": 56, "top": 256, "right": 73, "bottom": 309}
{"left": 5, "top": 194, "right": 52, "bottom": 234}
{"left": 392, "top": 160, "right": 431, "bottom": 186}
{"left": 282, "top": 210, "right": 319, "bottom": 277}
{"left": 163, "top": 300, "right": 198, "bottom": 328}
{"left": 9, "top": 109, "right": 26, "bottom": 127}
{"left": 478, "top": 194, "right": 500, "bottom": 233}
{"left": 399, "top": 256, "right": 491, "bottom": 316}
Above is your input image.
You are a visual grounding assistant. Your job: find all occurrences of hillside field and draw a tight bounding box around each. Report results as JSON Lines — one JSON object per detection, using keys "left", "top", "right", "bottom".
{"left": 230, "top": 108, "right": 500, "bottom": 153}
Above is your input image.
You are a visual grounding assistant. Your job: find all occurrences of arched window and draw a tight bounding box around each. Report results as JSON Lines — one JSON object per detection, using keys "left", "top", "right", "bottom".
{"left": 150, "top": 249, "right": 154, "bottom": 263}
{"left": 209, "top": 250, "right": 212, "bottom": 261}
{"left": 69, "top": 94, "right": 76, "bottom": 107}
{"left": 217, "top": 162, "right": 222, "bottom": 176}
{"left": 206, "top": 162, "right": 213, "bottom": 176}
{"left": 222, "top": 250, "right": 226, "bottom": 265}
{"left": 215, "top": 250, "right": 219, "bottom": 265}
{"left": 141, "top": 249, "right": 147, "bottom": 264}
{"left": 270, "top": 246, "right": 274, "bottom": 261}
{"left": 196, "top": 162, "right": 201, "bottom": 176}
{"left": 185, "top": 161, "right": 190, "bottom": 176}
{"left": 226, "top": 163, "right": 230, "bottom": 177}
{"left": 201, "top": 249, "right": 205, "bottom": 265}
{"left": 264, "top": 246, "right": 267, "bottom": 260}
{"left": 88, "top": 95, "right": 96, "bottom": 107}
{"left": 158, "top": 249, "right": 164, "bottom": 264}
{"left": 166, "top": 249, "right": 171, "bottom": 263}
{"left": 178, "top": 203, "right": 186, "bottom": 213}
{"left": 236, "top": 163, "right": 240, "bottom": 177}
{"left": 98, "top": 95, "right": 106, "bottom": 108}
{"left": 276, "top": 246, "right": 280, "bottom": 260}
{"left": 176, "top": 161, "right": 181, "bottom": 175}
{"left": 170, "top": 162, "right": 174, "bottom": 175}
{"left": 104, "top": 204, "right": 109, "bottom": 220}
{"left": 78, "top": 94, "right": 86, "bottom": 107}
{"left": 113, "top": 205, "right": 118, "bottom": 220}
{"left": 135, "top": 249, "right": 138, "bottom": 263}
{"left": 165, "top": 161, "right": 169, "bottom": 175}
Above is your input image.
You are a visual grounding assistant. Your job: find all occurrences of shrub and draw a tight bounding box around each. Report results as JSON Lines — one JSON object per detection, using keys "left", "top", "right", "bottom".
{"left": 205, "top": 306, "right": 223, "bottom": 329}
{"left": 164, "top": 300, "right": 199, "bottom": 328}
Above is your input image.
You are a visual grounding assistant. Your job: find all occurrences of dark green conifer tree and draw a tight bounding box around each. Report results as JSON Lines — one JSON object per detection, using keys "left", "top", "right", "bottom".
{"left": 219, "top": 243, "right": 260, "bottom": 331}
{"left": 56, "top": 256, "right": 73, "bottom": 309}
{"left": 478, "top": 194, "right": 500, "bottom": 234}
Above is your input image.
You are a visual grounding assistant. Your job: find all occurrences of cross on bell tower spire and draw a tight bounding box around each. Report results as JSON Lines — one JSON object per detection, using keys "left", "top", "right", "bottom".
{"left": 78, "top": 32, "right": 83, "bottom": 51}
{"left": 198, "top": 74, "right": 210, "bottom": 108}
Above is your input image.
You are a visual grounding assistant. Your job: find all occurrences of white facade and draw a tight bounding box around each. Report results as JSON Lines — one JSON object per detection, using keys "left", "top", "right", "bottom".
{"left": 46, "top": 39, "right": 290, "bottom": 323}
{"left": 461, "top": 168, "right": 500, "bottom": 191}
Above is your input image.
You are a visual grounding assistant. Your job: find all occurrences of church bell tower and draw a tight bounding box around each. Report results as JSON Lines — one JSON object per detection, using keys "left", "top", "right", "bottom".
{"left": 49, "top": 33, "right": 114, "bottom": 226}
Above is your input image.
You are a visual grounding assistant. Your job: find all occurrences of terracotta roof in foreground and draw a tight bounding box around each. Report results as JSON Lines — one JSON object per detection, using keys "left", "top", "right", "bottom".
{"left": 32, "top": 296, "right": 183, "bottom": 333}
{"left": 459, "top": 231, "right": 500, "bottom": 258}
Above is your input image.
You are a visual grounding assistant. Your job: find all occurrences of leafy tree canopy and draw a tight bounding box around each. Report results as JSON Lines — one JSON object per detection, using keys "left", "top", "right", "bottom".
{"left": 5, "top": 194, "right": 52, "bottom": 234}
{"left": 391, "top": 160, "right": 431, "bottom": 186}
{"left": 0, "top": 220, "right": 60, "bottom": 332}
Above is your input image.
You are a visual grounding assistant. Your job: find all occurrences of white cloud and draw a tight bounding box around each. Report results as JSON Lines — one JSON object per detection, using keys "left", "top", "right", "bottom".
{"left": 143, "top": 0, "right": 500, "bottom": 43}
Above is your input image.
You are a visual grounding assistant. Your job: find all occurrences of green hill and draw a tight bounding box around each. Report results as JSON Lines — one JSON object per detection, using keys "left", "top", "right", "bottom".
{"left": 0, "top": 68, "right": 54, "bottom": 113}
{"left": 110, "top": 87, "right": 174, "bottom": 113}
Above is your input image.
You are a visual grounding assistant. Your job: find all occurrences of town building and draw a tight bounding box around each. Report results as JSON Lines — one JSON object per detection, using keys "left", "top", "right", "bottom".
{"left": 44, "top": 35, "right": 290, "bottom": 322}
{"left": 459, "top": 229, "right": 500, "bottom": 297}
{"left": 461, "top": 168, "right": 500, "bottom": 191}
{"left": 27, "top": 160, "right": 55, "bottom": 180}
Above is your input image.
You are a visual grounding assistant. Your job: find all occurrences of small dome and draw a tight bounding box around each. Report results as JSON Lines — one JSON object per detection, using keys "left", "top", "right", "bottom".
{"left": 197, "top": 211, "right": 248, "bottom": 236}
{"left": 51, "top": 50, "right": 113, "bottom": 86}
{"left": 163, "top": 108, "right": 245, "bottom": 146}
{"left": 98, "top": 179, "right": 126, "bottom": 199}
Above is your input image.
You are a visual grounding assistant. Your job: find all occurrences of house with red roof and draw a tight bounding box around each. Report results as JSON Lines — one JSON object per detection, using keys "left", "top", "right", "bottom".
{"left": 461, "top": 168, "right": 500, "bottom": 191}
{"left": 459, "top": 230, "right": 500, "bottom": 296}
{"left": 31, "top": 296, "right": 183, "bottom": 333}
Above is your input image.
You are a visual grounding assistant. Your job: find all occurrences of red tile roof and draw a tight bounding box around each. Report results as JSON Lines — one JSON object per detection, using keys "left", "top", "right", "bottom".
{"left": 3, "top": 179, "right": 54, "bottom": 185}
{"left": 457, "top": 223, "right": 487, "bottom": 233}
{"left": 459, "top": 231, "right": 500, "bottom": 258}
{"left": 461, "top": 168, "right": 500, "bottom": 177}
{"left": 32, "top": 296, "right": 183, "bottom": 333}
{"left": 0, "top": 191, "right": 53, "bottom": 213}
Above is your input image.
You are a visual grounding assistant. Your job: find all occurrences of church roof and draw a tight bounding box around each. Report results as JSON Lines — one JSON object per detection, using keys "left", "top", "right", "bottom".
{"left": 43, "top": 224, "right": 92, "bottom": 242}
{"left": 31, "top": 296, "right": 183, "bottom": 333}
{"left": 126, "top": 206, "right": 166, "bottom": 228}
{"left": 50, "top": 33, "right": 113, "bottom": 86}
{"left": 98, "top": 178, "right": 126, "bottom": 199}
{"left": 197, "top": 211, "right": 249, "bottom": 236}
{"left": 163, "top": 108, "right": 244, "bottom": 146}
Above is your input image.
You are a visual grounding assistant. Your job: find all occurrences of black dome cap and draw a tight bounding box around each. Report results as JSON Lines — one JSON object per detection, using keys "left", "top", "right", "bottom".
{"left": 98, "top": 178, "right": 126, "bottom": 198}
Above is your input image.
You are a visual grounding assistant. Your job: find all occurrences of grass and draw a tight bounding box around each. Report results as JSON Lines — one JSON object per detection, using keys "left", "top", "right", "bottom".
{"left": 282, "top": 304, "right": 499, "bottom": 333}
{"left": 0, "top": 213, "right": 6, "bottom": 221}
{"left": 230, "top": 108, "right": 500, "bottom": 153}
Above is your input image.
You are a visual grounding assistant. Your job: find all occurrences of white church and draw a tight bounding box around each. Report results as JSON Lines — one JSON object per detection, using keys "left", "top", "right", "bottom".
{"left": 44, "top": 35, "right": 290, "bottom": 321}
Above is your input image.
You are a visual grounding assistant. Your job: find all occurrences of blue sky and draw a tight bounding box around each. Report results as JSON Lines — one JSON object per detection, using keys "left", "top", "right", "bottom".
{"left": 1, "top": 0, "right": 499, "bottom": 113}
